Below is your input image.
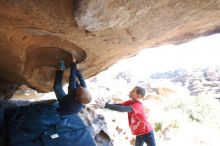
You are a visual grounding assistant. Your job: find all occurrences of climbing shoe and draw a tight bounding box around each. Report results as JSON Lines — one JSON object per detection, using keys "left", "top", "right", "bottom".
{"left": 59, "top": 59, "right": 65, "bottom": 70}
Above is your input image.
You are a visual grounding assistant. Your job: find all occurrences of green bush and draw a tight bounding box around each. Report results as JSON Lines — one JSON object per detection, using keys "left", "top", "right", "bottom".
{"left": 166, "top": 96, "right": 220, "bottom": 128}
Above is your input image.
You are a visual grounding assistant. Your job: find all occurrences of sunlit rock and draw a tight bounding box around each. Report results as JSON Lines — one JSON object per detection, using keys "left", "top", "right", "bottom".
{"left": 1, "top": 0, "right": 220, "bottom": 93}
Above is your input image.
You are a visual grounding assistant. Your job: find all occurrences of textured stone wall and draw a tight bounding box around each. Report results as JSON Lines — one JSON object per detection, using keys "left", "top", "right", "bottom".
{"left": 0, "top": 0, "right": 220, "bottom": 92}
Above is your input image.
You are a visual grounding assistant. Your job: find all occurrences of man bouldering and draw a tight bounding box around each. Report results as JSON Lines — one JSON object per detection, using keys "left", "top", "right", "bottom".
{"left": 53, "top": 53, "right": 92, "bottom": 114}
{"left": 3, "top": 53, "right": 96, "bottom": 146}
{"left": 51, "top": 53, "right": 96, "bottom": 146}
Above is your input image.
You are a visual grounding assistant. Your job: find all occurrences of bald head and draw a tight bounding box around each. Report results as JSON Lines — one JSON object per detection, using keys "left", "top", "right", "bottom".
{"left": 75, "top": 87, "right": 92, "bottom": 104}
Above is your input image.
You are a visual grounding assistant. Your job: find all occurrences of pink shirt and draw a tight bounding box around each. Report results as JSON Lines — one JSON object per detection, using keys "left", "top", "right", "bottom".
{"left": 122, "top": 100, "right": 153, "bottom": 135}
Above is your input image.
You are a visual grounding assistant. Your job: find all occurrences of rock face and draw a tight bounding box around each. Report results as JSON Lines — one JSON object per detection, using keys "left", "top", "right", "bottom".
{"left": 1, "top": 0, "right": 220, "bottom": 93}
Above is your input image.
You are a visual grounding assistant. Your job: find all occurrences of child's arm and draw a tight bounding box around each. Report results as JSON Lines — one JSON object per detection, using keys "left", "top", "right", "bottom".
{"left": 105, "top": 103, "right": 133, "bottom": 112}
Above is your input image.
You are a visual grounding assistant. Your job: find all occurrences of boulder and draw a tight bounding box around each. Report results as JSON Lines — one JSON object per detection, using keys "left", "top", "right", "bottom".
{"left": 1, "top": 0, "right": 220, "bottom": 92}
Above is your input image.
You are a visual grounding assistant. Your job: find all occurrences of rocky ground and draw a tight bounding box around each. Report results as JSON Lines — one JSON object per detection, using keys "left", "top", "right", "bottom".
{"left": 150, "top": 66, "right": 220, "bottom": 97}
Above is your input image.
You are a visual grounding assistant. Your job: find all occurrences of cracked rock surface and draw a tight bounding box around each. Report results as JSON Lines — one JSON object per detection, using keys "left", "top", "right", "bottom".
{"left": 0, "top": 0, "right": 220, "bottom": 93}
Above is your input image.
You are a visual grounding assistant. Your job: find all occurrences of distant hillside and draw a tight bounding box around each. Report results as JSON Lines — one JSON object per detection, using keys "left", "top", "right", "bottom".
{"left": 150, "top": 66, "right": 220, "bottom": 96}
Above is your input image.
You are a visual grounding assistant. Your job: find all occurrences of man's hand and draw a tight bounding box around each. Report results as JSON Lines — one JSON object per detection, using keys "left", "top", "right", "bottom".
{"left": 71, "top": 51, "right": 77, "bottom": 63}
{"left": 90, "top": 97, "right": 110, "bottom": 109}
{"left": 72, "top": 55, "right": 76, "bottom": 63}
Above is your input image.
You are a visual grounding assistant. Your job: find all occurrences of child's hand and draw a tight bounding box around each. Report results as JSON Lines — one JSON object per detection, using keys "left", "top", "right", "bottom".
{"left": 90, "top": 97, "right": 110, "bottom": 109}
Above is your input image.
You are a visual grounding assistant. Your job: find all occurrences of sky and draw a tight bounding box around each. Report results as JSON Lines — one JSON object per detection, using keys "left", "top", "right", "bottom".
{"left": 105, "top": 33, "right": 220, "bottom": 76}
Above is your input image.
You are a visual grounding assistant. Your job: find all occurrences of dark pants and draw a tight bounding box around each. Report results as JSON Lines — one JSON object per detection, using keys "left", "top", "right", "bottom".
{"left": 53, "top": 63, "right": 86, "bottom": 102}
{"left": 135, "top": 131, "right": 156, "bottom": 146}
{"left": 53, "top": 70, "right": 66, "bottom": 102}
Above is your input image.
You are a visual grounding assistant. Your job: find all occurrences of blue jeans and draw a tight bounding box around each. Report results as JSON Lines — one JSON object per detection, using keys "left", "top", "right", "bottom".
{"left": 53, "top": 63, "right": 87, "bottom": 102}
{"left": 135, "top": 131, "right": 156, "bottom": 146}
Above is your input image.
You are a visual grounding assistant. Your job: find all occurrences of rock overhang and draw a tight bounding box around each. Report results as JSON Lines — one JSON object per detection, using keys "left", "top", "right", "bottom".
{"left": 0, "top": 0, "right": 220, "bottom": 93}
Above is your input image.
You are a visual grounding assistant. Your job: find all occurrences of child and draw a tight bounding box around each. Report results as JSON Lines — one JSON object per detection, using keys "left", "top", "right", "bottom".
{"left": 53, "top": 54, "right": 92, "bottom": 114}
{"left": 93, "top": 86, "right": 156, "bottom": 146}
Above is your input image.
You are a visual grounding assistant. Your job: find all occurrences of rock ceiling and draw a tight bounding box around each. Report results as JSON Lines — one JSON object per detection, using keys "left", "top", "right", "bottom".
{"left": 0, "top": 0, "right": 220, "bottom": 92}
